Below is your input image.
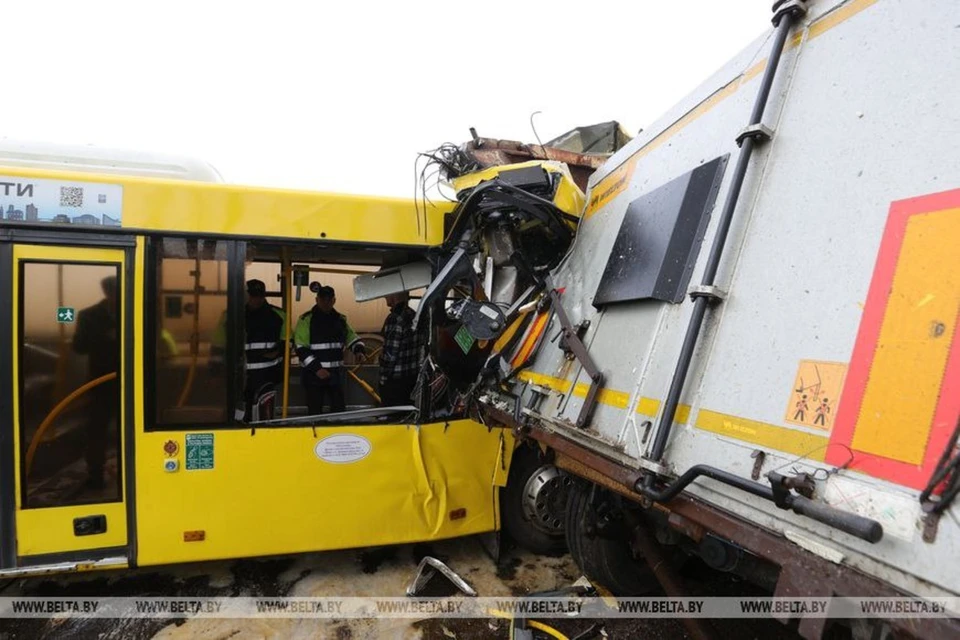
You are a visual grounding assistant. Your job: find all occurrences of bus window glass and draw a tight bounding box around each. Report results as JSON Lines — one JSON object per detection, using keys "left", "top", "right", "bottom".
{"left": 154, "top": 238, "right": 228, "bottom": 424}
{"left": 19, "top": 262, "right": 122, "bottom": 507}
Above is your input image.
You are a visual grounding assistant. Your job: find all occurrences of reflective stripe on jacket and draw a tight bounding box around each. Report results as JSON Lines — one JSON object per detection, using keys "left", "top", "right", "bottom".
{"left": 245, "top": 303, "right": 286, "bottom": 372}
{"left": 294, "top": 307, "right": 363, "bottom": 373}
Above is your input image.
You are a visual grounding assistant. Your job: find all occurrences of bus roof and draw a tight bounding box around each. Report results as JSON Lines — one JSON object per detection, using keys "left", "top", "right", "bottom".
{"left": 0, "top": 139, "right": 224, "bottom": 183}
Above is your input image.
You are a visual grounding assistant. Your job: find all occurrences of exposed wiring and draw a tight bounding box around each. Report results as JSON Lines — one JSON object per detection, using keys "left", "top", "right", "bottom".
{"left": 919, "top": 417, "right": 960, "bottom": 514}
{"left": 414, "top": 143, "right": 479, "bottom": 240}
{"left": 528, "top": 619, "right": 570, "bottom": 640}
{"left": 413, "top": 153, "right": 423, "bottom": 238}
{"left": 768, "top": 442, "right": 854, "bottom": 480}
{"left": 530, "top": 111, "right": 550, "bottom": 160}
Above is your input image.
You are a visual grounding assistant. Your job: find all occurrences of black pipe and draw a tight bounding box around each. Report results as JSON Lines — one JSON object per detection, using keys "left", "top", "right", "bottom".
{"left": 640, "top": 464, "right": 775, "bottom": 503}
{"left": 635, "top": 465, "right": 884, "bottom": 543}
{"left": 646, "top": 7, "right": 799, "bottom": 469}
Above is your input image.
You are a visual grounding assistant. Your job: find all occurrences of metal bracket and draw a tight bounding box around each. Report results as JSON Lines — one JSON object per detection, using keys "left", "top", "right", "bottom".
{"left": 772, "top": 0, "right": 808, "bottom": 27}
{"left": 548, "top": 289, "right": 604, "bottom": 430}
{"left": 768, "top": 472, "right": 793, "bottom": 509}
{"left": 736, "top": 123, "right": 774, "bottom": 147}
{"left": 528, "top": 384, "right": 551, "bottom": 396}
{"left": 632, "top": 457, "right": 672, "bottom": 477}
{"left": 922, "top": 511, "right": 942, "bottom": 544}
{"left": 689, "top": 284, "right": 727, "bottom": 303}
{"left": 750, "top": 450, "right": 766, "bottom": 481}
{"left": 526, "top": 409, "right": 671, "bottom": 476}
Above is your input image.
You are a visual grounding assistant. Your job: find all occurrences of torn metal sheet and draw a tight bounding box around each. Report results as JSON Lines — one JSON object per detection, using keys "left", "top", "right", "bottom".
{"left": 406, "top": 556, "right": 478, "bottom": 597}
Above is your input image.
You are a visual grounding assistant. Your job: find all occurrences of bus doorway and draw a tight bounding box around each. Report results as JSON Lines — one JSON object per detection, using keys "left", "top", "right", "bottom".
{"left": 2, "top": 243, "right": 131, "bottom": 572}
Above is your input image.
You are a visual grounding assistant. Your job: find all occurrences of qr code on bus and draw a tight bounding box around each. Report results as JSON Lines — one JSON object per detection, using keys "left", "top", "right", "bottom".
{"left": 60, "top": 186, "right": 84, "bottom": 208}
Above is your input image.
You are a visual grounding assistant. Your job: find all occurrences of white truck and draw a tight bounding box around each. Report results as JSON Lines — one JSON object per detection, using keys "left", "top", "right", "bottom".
{"left": 443, "top": 0, "right": 959, "bottom": 637}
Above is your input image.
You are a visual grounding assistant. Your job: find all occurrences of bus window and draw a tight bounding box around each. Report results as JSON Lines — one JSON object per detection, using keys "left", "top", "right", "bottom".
{"left": 152, "top": 238, "right": 229, "bottom": 425}
{"left": 19, "top": 262, "right": 122, "bottom": 507}
{"left": 287, "top": 264, "right": 387, "bottom": 413}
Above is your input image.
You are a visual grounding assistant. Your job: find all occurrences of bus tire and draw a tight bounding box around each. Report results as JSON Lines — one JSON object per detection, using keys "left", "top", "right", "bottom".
{"left": 500, "top": 446, "right": 569, "bottom": 556}
{"left": 564, "top": 480, "right": 658, "bottom": 595}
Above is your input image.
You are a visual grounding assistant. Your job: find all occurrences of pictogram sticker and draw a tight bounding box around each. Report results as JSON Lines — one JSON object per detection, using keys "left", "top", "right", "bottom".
{"left": 784, "top": 360, "right": 847, "bottom": 431}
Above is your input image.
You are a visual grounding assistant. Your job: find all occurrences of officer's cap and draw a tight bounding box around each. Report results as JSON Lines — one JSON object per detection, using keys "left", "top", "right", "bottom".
{"left": 308, "top": 281, "right": 335, "bottom": 298}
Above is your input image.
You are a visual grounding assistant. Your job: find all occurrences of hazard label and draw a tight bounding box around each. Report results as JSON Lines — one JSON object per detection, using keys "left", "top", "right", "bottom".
{"left": 784, "top": 360, "right": 848, "bottom": 431}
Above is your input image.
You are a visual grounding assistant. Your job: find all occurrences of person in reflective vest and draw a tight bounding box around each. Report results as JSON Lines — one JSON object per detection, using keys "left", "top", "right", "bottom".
{"left": 244, "top": 279, "right": 286, "bottom": 419}
{"left": 294, "top": 285, "right": 365, "bottom": 414}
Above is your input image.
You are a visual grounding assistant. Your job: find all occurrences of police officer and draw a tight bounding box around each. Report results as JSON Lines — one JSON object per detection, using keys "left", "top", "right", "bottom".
{"left": 294, "top": 285, "right": 365, "bottom": 414}
{"left": 244, "top": 279, "right": 286, "bottom": 420}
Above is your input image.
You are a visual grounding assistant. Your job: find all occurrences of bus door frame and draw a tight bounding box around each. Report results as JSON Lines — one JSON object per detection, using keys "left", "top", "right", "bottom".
{"left": 0, "top": 228, "right": 138, "bottom": 573}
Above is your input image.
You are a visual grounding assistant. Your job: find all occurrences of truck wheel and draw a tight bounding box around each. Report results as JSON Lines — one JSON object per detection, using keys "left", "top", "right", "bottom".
{"left": 500, "top": 446, "right": 569, "bottom": 555}
{"left": 564, "top": 480, "right": 658, "bottom": 595}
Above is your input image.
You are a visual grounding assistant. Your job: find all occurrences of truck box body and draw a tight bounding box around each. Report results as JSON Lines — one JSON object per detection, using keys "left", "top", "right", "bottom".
{"left": 518, "top": 0, "right": 960, "bottom": 601}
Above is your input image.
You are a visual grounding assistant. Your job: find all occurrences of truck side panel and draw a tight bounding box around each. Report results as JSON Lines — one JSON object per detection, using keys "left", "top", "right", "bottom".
{"left": 522, "top": 0, "right": 960, "bottom": 599}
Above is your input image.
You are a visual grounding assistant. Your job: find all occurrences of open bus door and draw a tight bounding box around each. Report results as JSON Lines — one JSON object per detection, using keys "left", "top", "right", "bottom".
{"left": 1, "top": 242, "right": 132, "bottom": 575}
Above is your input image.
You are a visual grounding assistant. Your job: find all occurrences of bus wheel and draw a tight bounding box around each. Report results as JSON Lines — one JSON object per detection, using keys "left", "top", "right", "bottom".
{"left": 564, "top": 480, "right": 658, "bottom": 595}
{"left": 501, "top": 446, "right": 569, "bottom": 555}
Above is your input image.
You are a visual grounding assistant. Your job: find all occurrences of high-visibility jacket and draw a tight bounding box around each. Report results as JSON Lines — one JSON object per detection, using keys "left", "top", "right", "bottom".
{"left": 294, "top": 307, "right": 363, "bottom": 376}
{"left": 245, "top": 303, "right": 287, "bottom": 375}
{"left": 159, "top": 329, "right": 179, "bottom": 359}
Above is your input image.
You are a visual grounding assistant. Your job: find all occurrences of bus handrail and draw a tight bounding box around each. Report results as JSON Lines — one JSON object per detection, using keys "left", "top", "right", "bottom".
{"left": 176, "top": 253, "right": 202, "bottom": 408}
{"left": 25, "top": 372, "right": 117, "bottom": 477}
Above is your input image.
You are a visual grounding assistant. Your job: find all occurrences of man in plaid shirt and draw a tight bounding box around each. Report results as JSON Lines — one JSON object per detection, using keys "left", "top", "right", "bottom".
{"left": 379, "top": 291, "right": 423, "bottom": 406}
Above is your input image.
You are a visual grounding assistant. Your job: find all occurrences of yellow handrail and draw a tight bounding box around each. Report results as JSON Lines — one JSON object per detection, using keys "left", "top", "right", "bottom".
{"left": 282, "top": 249, "right": 292, "bottom": 418}
{"left": 25, "top": 372, "right": 117, "bottom": 477}
{"left": 177, "top": 252, "right": 202, "bottom": 407}
{"left": 348, "top": 369, "right": 381, "bottom": 404}
{"left": 348, "top": 344, "right": 382, "bottom": 404}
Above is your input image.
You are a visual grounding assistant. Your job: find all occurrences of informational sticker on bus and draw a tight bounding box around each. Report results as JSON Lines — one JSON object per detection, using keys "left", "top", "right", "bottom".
{"left": 185, "top": 433, "right": 214, "bottom": 470}
{"left": 0, "top": 175, "right": 123, "bottom": 226}
{"left": 56, "top": 307, "right": 75, "bottom": 323}
{"left": 314, "top": 434, "right": 371, "bottom": 464}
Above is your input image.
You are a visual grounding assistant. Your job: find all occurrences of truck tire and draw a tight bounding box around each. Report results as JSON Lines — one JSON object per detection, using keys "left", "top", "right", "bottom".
{"left": 564, "top": 480, "right": 658, "bottom": 595}
{"left": 500, "top": 446, "right": 569, "bottom": 555}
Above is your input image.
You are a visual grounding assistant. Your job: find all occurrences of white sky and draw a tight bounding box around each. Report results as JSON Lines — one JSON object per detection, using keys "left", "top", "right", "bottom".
{"left": 4, "top": 1, "right": 769, "bottom": 197}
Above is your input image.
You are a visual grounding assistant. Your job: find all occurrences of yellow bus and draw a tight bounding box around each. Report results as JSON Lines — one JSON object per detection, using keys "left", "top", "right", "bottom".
{"left": 0, "top": 149, "right": 578, "bottom": 577}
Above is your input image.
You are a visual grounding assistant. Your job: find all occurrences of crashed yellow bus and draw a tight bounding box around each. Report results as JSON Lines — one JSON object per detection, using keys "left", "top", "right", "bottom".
{"left": 0, "top": 146, "right": 590, "bottom": 577}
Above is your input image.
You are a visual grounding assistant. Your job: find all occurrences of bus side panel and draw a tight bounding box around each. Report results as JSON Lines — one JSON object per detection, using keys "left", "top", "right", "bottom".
{"left": 134, "top": 421, "right": 510, "bottom": 566}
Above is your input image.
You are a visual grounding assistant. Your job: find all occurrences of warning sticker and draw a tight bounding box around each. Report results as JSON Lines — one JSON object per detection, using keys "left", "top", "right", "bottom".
{"left": 784, "top": 360, "right": 848, "bottom": 431}
{"left": 185, "top": 433, "right": 214, "bottom": 470}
